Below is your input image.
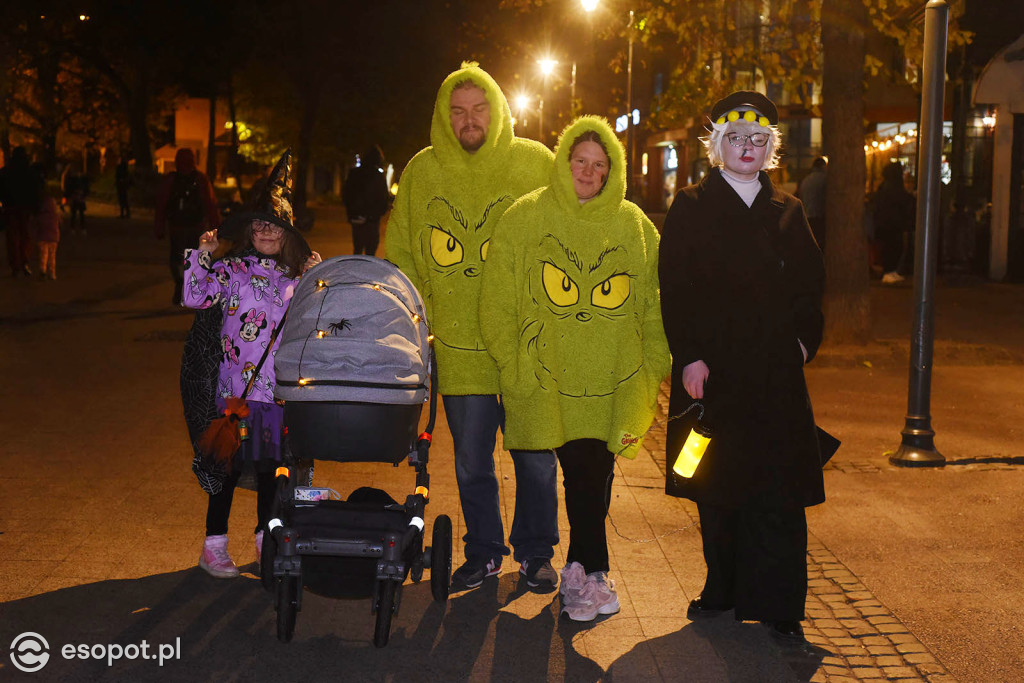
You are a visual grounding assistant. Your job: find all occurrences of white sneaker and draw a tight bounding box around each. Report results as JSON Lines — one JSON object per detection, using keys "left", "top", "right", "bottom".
{"left": 560, "top": 561, "right": 587, "bottom": 601}
{"left": 881, "top": 271, "right": 905, "bottom": 284}
{"left": 562, "top": 571, "right": 620, "bottom": 622}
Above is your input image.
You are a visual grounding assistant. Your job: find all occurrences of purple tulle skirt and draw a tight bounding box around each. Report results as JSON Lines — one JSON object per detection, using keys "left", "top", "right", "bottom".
{"left": 215, "top": 398, "right": 284, "bottom": 471}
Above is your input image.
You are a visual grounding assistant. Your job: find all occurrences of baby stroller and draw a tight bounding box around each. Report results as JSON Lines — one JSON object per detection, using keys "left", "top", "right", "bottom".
{"left": 263, "top": 255, "right": 452, "bottom": 646}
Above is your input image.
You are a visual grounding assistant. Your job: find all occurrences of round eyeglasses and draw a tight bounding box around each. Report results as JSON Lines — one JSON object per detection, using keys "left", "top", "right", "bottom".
{"left": 726, "top": 132, "right": 769, "bottom": 148}
{"left": 252, "top": 222, "right": 285, "bottom": 235}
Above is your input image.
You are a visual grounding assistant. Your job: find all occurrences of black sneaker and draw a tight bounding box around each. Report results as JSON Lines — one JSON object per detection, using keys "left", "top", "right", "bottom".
{"left": 452, "top": 557, "right": 501, "bottom": 588}
{"left": 519, "top": 558, "right": 558, "bottom": 590}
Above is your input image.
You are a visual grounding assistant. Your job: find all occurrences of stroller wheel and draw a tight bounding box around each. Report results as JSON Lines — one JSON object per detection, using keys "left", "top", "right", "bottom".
{"left": 373, "top": 579, "right": 399, "bottom": 648}
{"left": 276, "top": 577, "right": 299, "bottom": 643}
{"left": 430, "top": 514, "right": 453, "bottom": 603}
{"left": 260, "top": 532, "right": 278, "bottom": 593}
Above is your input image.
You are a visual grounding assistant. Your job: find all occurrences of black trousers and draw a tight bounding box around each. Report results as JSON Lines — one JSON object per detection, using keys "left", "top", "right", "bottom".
{"left": 696, "top": 502, "right": 808, "bottom": 622}
{"left": 352, "top": 218, "right": 381, "bottom": 256}
{"left": 556, "top": 439, "right": 615, "bottom": 574}
{"left": 205, "top": 469, "right": 276, "bottom": 536}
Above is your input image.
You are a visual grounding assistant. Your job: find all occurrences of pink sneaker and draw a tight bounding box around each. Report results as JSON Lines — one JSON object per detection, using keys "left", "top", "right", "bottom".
{"left": 559, "top": 561, "right": 587, "bottom": 601}
{"left": 199, "top": 535, "right": 239, "bottom": 578}
{"left": 562, "top": 572, "right": 620, "bottom": 622}
{"left": 255, "top": 531, "right": 264, "bottom": 564}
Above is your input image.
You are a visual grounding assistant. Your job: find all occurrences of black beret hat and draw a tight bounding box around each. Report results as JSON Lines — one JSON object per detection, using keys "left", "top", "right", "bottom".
{"left": 710, "top": 90, "right": 779, "bottom": 126}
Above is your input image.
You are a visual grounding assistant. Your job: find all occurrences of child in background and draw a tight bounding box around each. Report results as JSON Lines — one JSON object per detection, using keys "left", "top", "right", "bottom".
{"left": 34, "top": 195, "right": 61, "bottom": 280}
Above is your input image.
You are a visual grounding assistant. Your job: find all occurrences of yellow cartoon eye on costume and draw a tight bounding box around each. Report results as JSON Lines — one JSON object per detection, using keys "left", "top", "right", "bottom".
{"left": 591, "top": 274, "right": 630, "bottom": 309}
{"left": 542, "top": 262, "right": 579, "bottom": 307}
{"left": 430, "top": 227, "right": 464, "bottom": 266}
{"left": 480, "top": 239, "right": 490, "bottom": 261}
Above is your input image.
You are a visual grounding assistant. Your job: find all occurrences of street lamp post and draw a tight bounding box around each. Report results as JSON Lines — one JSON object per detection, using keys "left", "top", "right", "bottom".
{"left": 626, "top": 9, "right": 635, "bottom": 200}
{"left": 537, "top": 58, "right": 558, "bottom": 147}
{"left": 571, "top": 62, "right": 578, "bottom": 117}
{"left": 889, "top": 0, "right": 949, "bottom": 468}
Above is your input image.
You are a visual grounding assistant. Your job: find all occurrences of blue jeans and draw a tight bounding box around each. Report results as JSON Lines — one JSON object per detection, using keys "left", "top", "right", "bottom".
{"left": 442, "top": 394, "right": 559, "bottom": 563}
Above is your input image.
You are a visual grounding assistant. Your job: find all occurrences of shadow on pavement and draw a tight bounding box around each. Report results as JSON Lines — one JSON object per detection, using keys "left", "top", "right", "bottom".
{"left": 606, "top": 617, "right": 829, "bottom": 682}
{"left": 3, "top": 569, "right": 825, "bottom": 681}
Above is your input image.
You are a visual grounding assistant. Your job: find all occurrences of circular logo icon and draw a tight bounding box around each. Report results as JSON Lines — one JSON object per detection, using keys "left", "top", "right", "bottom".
{"left": 10, "top": 632, "right": 50, "bottom": 673}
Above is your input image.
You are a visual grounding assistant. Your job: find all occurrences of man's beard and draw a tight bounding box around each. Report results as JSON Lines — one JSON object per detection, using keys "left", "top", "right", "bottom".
{"left": 459, "top": 127, "right": 486, "bottom": 152}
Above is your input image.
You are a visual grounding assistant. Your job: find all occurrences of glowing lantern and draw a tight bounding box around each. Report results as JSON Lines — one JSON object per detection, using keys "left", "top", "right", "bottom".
{"left": 672, "top": 419, "right": 712, "bottom": 479}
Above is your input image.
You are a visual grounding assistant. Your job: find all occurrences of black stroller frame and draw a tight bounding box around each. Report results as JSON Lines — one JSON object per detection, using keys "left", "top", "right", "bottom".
{"left": 261, "top": 350, "right": 451, "bottom": 646}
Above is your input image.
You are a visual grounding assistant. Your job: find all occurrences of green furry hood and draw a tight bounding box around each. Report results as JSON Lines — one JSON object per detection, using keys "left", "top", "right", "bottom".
{"left": 430, "top": 62, "right": 514, "bottom": 170}
{"left": 551, "top": 115, "right": 626, "bottom": 219}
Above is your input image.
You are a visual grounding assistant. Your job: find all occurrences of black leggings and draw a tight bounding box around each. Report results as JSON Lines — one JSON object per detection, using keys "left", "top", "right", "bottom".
{"left": 556, "top": 439, "right": 615, "bottom": 574}
{"left": 205, "top": 469, "right": 277, "bottom": 536}
{"left": 352, "top": 218, "right": 381, "bottom": 256}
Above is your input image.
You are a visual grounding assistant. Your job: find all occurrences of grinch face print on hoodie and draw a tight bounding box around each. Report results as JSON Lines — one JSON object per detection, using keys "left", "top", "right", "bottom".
{"left": 524, "top": 234, "right": 643, "bottom": 397}
{"left": 422, "top": 194, "right": 513, "bottom": 352}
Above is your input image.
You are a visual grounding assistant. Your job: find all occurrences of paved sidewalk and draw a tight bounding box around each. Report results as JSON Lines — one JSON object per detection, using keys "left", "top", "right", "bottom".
{"left": 1, "top": 203, "right": 1021, "bottom": 681}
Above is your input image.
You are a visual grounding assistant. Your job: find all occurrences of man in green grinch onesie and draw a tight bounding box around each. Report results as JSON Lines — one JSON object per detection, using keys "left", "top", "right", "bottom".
{"left": 385, "top": 62, "right": 559, "bottom": 589}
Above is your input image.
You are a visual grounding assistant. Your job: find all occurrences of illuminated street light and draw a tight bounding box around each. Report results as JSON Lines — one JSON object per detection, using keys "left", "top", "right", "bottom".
{"left": 581, "top": 0, "right": 599, "bottom": 11}
{"left": 538, "top": 58, "right": 559, "bottom": 76}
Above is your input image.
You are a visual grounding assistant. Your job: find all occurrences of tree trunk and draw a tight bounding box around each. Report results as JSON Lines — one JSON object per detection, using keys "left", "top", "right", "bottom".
{"left": 128, "top": 67, "right": 153, "bottom": 171}
{"left": 227, "top": 80, "right": 241, "bottom": 183}
{"left": 207, "top": 93, "right": 218, "bottom": 180}
{"left": 821, "top": 0, "right": 871, "bottom": 344}
{"left": 293, "top": 84, "right": 320, "bottom": 221}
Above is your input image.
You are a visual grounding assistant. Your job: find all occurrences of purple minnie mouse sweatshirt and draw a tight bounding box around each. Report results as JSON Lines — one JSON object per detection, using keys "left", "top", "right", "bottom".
{"left": 182, "top": 248, "right": 298, "bottom": 403}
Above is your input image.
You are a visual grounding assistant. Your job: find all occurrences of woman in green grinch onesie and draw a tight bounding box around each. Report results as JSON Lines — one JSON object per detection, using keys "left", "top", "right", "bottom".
{"left": 385, "top": 63, "right": 561, "bottom": 590}
{"left": 480, "top": 116, "right": 670, "bottom": 621}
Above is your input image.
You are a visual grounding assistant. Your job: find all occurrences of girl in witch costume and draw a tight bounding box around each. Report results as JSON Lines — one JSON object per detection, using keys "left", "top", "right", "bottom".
{"left": 658, "top": 91, "right": 825, "bottom": 639}
{"left": 181, "top": 150, "right": 322, "bottom": 579}
{"left": 480, "top": 116, "right": 670, "bottom": 621}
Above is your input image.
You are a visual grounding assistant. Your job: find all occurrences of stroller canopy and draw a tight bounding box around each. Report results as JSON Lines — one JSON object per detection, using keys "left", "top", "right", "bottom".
{"left": 275, "top": 256, "right": 430, "bottom": 404}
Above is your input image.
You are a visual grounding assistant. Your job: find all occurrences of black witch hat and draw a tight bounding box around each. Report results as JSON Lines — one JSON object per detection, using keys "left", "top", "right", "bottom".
{"left": 220, "top": 149, "right": 310, "bottom": 254}
{"left": 252, "top": 148, "right": 295, "bottom": 231}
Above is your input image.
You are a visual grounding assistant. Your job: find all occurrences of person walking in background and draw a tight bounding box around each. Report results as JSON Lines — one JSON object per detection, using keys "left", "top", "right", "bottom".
{"left": 181, "top": 151, "right": 321, "bottom": 578}
{"left": 480, "top": 116, "right": 670, "bottom": 621}
{"left": 155, "top": 148, "right": 221, "bottom": 305}
{"left": 659, "top": 91, "right": 826, "bottom": 641}
{"left": 34, "top": 193, "right": 61, "bottom": 280}
{"left": 62, "top": 163, "right": 90, "bottom": 236}
{"left": 871, "top": 162, "right": 915, "bottom": 284}
{"left": 115, "top": 155, "right": 133, "bottom": 219}
{"left": 385, "top": 62, "right": 560, "bottom": 591}
{"left": 343, "top": 145, "right": 391, "bottom": 256}
{"left": 797, "top": 157, "right": 827, "bottom": 253}
{"left": 0, "top": 146, "right": 39, "bottom": 277}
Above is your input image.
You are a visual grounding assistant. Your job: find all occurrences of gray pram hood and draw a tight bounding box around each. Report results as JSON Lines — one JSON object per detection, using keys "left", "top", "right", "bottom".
{"left": 274, "top": 255, "right": 430, "bottom": 404}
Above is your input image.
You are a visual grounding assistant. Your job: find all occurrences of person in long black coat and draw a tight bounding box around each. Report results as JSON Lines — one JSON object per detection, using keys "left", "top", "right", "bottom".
{"left": 658, "top": 91, "right": 825, "bottom": 639}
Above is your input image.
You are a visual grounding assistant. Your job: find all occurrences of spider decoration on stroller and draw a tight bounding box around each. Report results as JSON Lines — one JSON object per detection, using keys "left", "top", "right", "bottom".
{"left": 265, "top": 255, "right": 452, "bottom": 646}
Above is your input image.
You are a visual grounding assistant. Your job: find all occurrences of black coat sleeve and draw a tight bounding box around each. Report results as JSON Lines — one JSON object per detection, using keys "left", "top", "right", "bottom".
{"left": 782, "top": 199, "right": 825, "bottom": 362}
{"left": 658, "top": 193, "right": 704, "bottom": 369}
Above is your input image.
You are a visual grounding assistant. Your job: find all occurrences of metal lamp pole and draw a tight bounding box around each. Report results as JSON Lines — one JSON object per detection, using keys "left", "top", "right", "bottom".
{"left": 890, "top": 0, "right": 949, "bottom": 467}
{"left": 571, "top": 62, "right": 578, "bottom": 117}
{"left": 625, "top": 9, "right": 635, "bottom": 201}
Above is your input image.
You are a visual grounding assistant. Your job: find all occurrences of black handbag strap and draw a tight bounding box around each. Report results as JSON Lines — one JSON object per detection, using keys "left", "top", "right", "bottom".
{"left": 240, "top": 314, "right": 285, "bottom": 400}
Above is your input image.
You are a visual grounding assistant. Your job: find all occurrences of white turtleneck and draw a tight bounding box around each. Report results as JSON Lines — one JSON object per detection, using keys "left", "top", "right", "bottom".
{"left": 720, "top": 168, "right": 762, "bottom": 207}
